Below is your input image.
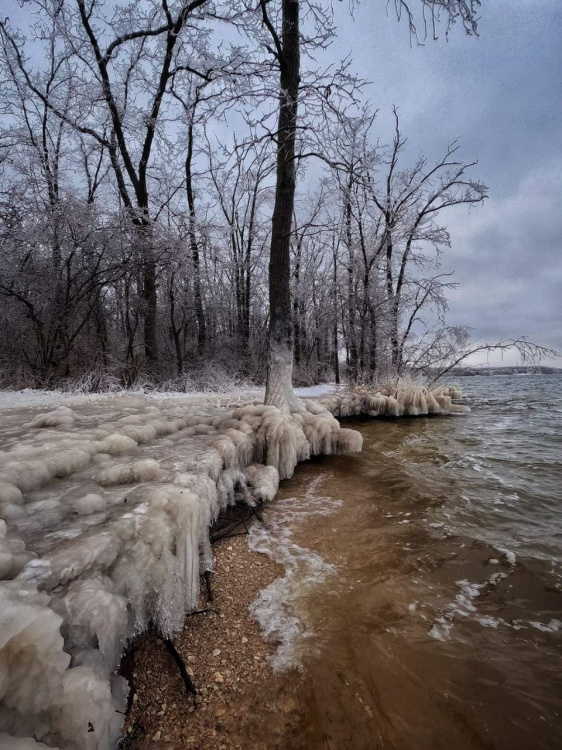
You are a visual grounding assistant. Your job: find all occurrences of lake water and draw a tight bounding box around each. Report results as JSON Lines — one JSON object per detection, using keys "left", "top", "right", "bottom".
{"left": 250, "top": 375, "right": 562, "bottom": 749}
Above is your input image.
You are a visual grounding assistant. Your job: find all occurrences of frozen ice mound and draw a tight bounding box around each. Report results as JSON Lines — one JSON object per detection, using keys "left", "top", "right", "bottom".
{"left": 0, "top": 386, "right": 465, "bottom": 747}
{"left": 0, "top": 394, "right": 364, "bottom": 749}
{"left": 318, "top": 383, "right": 469, "bottom": 418}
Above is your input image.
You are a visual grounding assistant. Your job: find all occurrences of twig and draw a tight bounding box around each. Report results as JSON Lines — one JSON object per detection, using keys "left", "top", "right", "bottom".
{"left": 162, "top": 637, "right": 197, "bottom": 698}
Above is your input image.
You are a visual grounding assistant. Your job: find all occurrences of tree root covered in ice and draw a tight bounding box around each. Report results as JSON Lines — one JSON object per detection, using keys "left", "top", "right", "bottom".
{"left": 0, "top": 386, "right": 466, "bottom": 749}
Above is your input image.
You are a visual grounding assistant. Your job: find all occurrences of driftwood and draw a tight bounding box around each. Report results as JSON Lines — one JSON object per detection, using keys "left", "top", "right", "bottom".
{"left": 204, "top": 570, "right": 214, "bottom": 602}
{"left": 162, "top": 636, "right": 197, "bottom": 698}
{"left": 119, "top": 625, "right": 199, "bottom": 710}
{"left": 209, "top": 497, "right": 264, "bottom": 543}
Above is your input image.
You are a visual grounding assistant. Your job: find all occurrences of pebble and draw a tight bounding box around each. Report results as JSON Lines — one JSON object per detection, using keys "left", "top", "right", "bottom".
{"left": 122, "top": 535, "right": 295, "bottom": 750}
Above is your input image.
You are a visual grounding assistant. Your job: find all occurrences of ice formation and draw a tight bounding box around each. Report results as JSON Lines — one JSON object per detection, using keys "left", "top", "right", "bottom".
{"left": 0, "top": 384, "right": 466, "bottom": 749}
{"left": 319, "top": 384, "right": 470, "bottom": 418}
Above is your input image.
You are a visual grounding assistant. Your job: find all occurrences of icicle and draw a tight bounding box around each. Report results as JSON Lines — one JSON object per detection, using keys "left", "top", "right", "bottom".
{"left": 0, "top": 384, "right": 468, "bottom": 749}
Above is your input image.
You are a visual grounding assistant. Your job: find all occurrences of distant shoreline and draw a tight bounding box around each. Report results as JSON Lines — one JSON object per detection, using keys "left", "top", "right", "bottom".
{"left": 450, "top": 367, "right": 561, "bottom": 376}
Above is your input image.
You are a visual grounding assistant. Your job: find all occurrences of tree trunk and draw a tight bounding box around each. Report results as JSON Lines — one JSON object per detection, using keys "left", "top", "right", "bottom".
{"left": 169, "top": 272, "right": 183, "bottom": 375}
{"left": 384, "top": 220, "right": 400, "bottom": 369}
{"left": 293, "top": 241, "right": 301, "bottom": 370}
{"left": 344, "top": 189, "right": 358, "bottom": 384}
{"left": 264, "top": 0, "right": 303, "bottom": 414}
{"left": 242, "top": 251, "right": 251, "bottom": 359}
{"left": 186, "top": 118, "right": 206, "bottom": 357}
{"left": 333, "top": 320, "right": 340, "bottom": 384}
{"left": 332, "top": 243, "right": 340, "bottom": 384}
{"left": 368, "top": 301, "right": 378, "bottom": 378}
{"left": 137, "top": 220, "right": 159, "bottom": 367}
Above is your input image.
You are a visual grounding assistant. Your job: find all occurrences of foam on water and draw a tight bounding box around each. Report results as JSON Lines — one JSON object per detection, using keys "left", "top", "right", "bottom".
{"left": 237, "top": 376, "right": 562, "bottom": 749}
{"left": 248, "top": 476, "right": 341, "bottom": 671}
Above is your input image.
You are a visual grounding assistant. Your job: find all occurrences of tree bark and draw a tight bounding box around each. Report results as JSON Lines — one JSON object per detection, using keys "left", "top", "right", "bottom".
{"left": 264, "top": 0, "right": 303, "bottom": 414}
{"left": 133, "top": 216, "right": 159, "bottom": 367}
{"left": 344, "top": 187, "right": 358, "bottom": 384}
{"left": 186, "top": 114, "right": 206, "bottom": 356}
{"left": 293, "top": 238, "right": 301, "bottom": 370}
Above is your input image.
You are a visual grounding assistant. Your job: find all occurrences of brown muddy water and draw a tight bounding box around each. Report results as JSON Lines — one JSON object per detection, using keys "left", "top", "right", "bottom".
{"left": 249, "top": 375, "right": 562, "bottom": 750}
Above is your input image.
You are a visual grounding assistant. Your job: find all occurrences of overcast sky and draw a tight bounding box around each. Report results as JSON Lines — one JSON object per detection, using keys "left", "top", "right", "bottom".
{"left": 327, "top": 0, "right": 562, "bottom": 366}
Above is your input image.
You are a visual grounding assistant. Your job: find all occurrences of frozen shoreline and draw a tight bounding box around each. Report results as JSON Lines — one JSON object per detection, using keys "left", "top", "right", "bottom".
{"left": 0, "top": 384, "right": 463, "bottom": 750}
{"left": 121, "top": 532, "right": 305, "bottom": 750}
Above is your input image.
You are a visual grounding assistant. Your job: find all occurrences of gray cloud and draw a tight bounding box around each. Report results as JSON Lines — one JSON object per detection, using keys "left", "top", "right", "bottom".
{"left": 329, "top": 0, "right": 562, "bottom": 365}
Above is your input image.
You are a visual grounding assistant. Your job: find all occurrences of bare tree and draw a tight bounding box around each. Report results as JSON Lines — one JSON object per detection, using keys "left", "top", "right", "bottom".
{"left": 370, "top": 108, "right": 487, "bottom": 372}
{"left": 3, "top": 0, "right": 550, "bottom": 394}
{"left": 1, "top": 0, "right": 225, "bottom": 368}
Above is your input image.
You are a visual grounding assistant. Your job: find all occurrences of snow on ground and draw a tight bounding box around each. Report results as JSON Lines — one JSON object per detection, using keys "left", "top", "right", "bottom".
{"left": 0, "top": 383, "right": 339, "bottom": 411}
{"left": 0, "top": 387, "right": 264, "bottom": 411}
{"left": 294, "top": 384, "right": 340, "bottom": 398}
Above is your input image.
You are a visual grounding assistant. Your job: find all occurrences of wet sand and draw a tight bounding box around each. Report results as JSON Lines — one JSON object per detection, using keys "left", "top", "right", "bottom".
{"left": 122, "top": 534, "right": 305, "bottom": 750}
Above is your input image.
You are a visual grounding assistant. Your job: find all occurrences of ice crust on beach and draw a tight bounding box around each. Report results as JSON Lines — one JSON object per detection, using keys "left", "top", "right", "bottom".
{"left": 0, "top": 385, "right": 463, "bottom": 749}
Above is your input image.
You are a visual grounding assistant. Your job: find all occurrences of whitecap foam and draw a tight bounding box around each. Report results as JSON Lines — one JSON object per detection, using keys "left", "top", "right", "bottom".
{"left": 429, "top": 617, "right": 453, "bottom": 641}
{"left": 529, "top": 619, "right": 562, "bottom": 633}
{"left": 248, "top": 476, "right": 341, "bottom": 670}
{"left": 427, "top": 572, "right": 512, "bottom": 640}
{"left": 478, "top": 616, "right": 500, "bottom": 628}
{"left": 494, "top": 546, "right": 517, "bottom": 566}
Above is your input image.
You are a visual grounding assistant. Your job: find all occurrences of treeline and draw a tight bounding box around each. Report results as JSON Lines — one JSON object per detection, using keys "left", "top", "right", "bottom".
{"left": 0, "top": 0, "right": 487, "bottom": 390}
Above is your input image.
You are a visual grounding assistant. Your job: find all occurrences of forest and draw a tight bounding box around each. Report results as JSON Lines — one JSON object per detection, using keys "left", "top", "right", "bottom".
{"left": 0, "top": 0, "right": 489, "bottom": 396}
